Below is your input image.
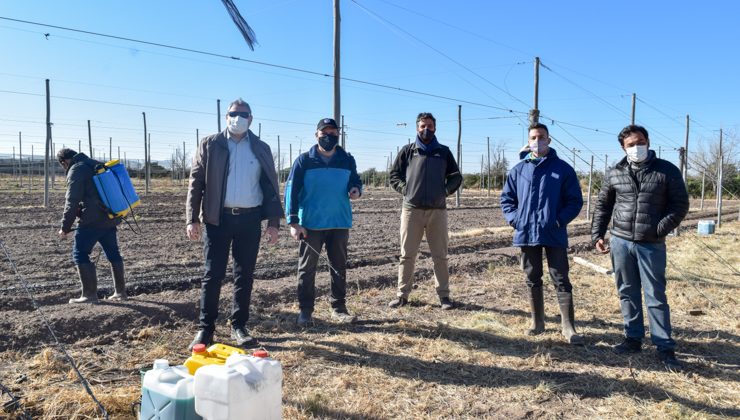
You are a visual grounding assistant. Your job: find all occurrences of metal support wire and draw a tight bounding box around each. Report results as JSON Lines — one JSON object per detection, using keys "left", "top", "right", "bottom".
{"left": 0, "top": 381, "right": 32, "bottom": 419}
{"left": 0, "top": 240, "right": 109, "bottom": 419}
{"left": 667, "top": 259, "right": 726, "bottom": 312}
{"left": 300, "top": 237, "right": 361, "bottom": 294}
{"left": 688, "top": 232, "right": 740, "bottom": 276}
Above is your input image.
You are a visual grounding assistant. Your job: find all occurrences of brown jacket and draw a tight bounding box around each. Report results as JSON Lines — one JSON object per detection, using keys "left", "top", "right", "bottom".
{"left": 186, "top": 130, "right": 282, "bottom": 228}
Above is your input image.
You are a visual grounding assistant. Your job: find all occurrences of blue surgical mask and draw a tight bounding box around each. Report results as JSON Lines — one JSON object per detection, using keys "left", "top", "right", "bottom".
{"left": 529, "top": 139, "right": 549, "bottom": 156}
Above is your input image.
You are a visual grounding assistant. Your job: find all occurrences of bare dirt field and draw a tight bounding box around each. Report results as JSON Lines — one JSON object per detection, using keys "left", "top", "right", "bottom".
{"left": 0, "top": 183, "right": 738, "bottom": 419}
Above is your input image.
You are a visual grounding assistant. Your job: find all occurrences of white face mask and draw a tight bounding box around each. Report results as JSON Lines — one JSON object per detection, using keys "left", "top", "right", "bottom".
{"left": 228, "top": 116, "right": 249, "bottom": 136}
{"left": 625, "top": 144, "right": 648, "bottom": 163}
{"left": 529, "top": 139, "right": 549, "bottom": 156}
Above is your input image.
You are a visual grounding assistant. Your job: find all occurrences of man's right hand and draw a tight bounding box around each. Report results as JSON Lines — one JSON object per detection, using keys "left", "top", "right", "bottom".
{"left": 289, "top": 224, "right": 307, "bottom": 241}
{"left": 187, "top": 222, "right": 201, "bottom": 241}
{"left": 595, "top": 238, "right": 610, "bottom": 254}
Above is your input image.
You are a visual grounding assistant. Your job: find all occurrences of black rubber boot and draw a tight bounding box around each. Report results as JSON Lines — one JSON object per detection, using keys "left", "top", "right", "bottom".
{"left": 69, "top": 263, "right": 98, "bottom": 304}
{"left": 557, "top": 291, "right": 584, "bottom": 345}
{"left": 106, "top": 261, "right": 127, "bottom": 301}
{"left": 527, "top": 286, "right": 545, "bottom": 335}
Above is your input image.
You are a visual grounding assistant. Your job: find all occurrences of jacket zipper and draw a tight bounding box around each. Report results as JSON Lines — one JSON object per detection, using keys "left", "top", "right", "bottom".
{"left": 628, "top": 167, "right": 639, "bottom": 239}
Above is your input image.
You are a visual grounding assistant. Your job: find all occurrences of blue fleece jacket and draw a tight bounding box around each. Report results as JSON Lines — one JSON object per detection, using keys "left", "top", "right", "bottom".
{"left": 500, "top": 148, "right": 583, "bottom": 247}
{"left": 285, "top": 145, "right": 362, "bottom": 230}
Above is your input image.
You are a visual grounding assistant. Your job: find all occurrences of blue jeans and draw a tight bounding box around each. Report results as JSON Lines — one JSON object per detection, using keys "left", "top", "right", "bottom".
{"left": 199, "top": 210, "right": 262, "bottom": 333}
{"left": 610, "top": 235, "right": 675, "bottom": 351}
{"left": 72, "top": 226, "right": 122, "bottom": 265}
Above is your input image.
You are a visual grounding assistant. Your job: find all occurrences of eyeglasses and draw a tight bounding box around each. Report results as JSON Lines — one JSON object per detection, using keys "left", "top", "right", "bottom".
{"left": 227, "top": 111, "right": 251, "bottom": 118}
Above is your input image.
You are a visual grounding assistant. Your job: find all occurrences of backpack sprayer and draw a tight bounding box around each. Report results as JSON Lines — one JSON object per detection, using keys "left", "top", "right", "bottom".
{"left": 92, "top": 159, "right": 142, "bottom": 232}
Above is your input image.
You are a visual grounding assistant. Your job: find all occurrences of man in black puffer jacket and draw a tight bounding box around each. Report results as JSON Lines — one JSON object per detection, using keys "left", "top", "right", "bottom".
{"left": 591, "top": 125, "right": 689, "bottom": 371}
{"left": 57, "top": 148, "right": 126, "bottom": 304}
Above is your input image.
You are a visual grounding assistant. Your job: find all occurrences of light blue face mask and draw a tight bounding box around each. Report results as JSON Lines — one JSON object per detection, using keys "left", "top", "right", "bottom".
{"left": 529, "top": 139, "right": 549, "bottom": 156}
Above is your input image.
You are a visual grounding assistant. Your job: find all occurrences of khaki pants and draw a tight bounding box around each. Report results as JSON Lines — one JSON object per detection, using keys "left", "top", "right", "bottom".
{"left": 397, "top": 207, "right": 449, "bottom": 298}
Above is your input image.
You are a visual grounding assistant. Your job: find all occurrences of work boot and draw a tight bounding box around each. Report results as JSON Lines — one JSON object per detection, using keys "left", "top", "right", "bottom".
{"left": 106, "top": 261, "right": 127, "bottom": 301}
{"left": 231, "top": 326, "right": 256, "bottom": 347}
{"left": 296, "top": 309, "right": 313, "bottom": 327}
{"left": 440, "top": 296, "right": 454, "bottom": 310}
{"left": 557, "top": 291, "right": 584, "bottom": 345}
{"left": 527, "top": 286, "right": 545, "bottom": 336}
{"left": 188, "top": 330, "right": 213, "bottom": 351}
{"left": 613, "top": 337, "right": 642, "bottom": 354}
{"left": 657, "top": 349, "right": 683, "bottom": 372}
{"left": 69, "top": 263, "right": 98, "bottom": 304}
{"left": 388, "top": 297, "right": 408, "bottom": 308}
{"left": 331, "top": 307, "right": 357, "bottom": 324}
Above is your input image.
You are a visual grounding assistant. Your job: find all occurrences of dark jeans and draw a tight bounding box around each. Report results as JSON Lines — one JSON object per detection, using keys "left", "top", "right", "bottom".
{"left": 73, "top": 226, "right": 122, "bottom": 265}
{"left": 199, "top": 210, "right": 262, "bottom": 333}
{"left": 520, "top": 246, "right": 573, "bottom": 292}
{"left": 297, "top": 229, "right": 349, "bottom": 312}
{"left": 610, "top": 235, "right": 675, "bottom": 351}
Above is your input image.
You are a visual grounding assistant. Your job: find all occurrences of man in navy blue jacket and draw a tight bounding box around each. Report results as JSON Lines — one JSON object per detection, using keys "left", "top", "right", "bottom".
{"left": 501, "top": 123, "right": 584, "bottom": 345}
{"left": 285, "top": 118, "right": 363, "bottom": 326}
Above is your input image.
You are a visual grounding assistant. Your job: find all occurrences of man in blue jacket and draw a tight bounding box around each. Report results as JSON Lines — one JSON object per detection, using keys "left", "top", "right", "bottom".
{"left": 285, "top": 118, "right": 362, "bottom": 326}
{"left": 501, "top": 123, "right": 584, "bottom": 345}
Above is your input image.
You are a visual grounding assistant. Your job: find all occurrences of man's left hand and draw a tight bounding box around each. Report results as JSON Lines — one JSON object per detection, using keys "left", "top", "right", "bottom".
{"left": 265, "top": 226, "right": 279, "bottom": 245}
{"left": 349, "top": 187, "right": 360, "bottom": 200}
{"left": 57, "top": 229, "right": 69, "bottom": 240}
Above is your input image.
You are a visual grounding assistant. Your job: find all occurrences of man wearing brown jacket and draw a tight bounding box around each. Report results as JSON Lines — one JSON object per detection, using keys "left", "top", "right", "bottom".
{"left": 186, "top": 98, "right": 283, "bottom": 349}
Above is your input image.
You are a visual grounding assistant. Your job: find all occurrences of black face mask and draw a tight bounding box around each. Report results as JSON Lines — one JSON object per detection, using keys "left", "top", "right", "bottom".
{"left": 318, "top": 134, "right": 339, "bottom": 151}
{"left": 419, "top": 128, "right": 435, "bottom": 142}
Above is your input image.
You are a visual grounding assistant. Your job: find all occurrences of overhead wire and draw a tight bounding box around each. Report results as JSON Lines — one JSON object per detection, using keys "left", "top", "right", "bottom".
{"left": 349, "top": 0, "right": 531, "bottom": 111}
{"left": 0, "top": 16, "right": 526, "bottom": 114}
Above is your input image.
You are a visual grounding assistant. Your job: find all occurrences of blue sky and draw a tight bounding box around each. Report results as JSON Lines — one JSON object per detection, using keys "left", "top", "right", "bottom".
{"left": 0, "top": 0, "right": 737, "bottom": 174}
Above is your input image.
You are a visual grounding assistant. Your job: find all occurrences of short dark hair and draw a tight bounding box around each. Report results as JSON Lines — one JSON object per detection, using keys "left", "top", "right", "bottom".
{"left": 227, "top": 98, "right": 251, "bottom": 114}
{"left": 528, "top": 123, "right": 549, "bottom": 136}
{"left": 56, "top": 148, "right": 76, "bottom": 162}
{"left": 618, "top": 125, "right": 649, "bottom": 146}
{"left": 416, "top": 112, "right": 436, "bottom": 125}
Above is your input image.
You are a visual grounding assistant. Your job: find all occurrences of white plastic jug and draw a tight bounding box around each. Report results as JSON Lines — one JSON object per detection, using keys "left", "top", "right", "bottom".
{"left": 193, "top": 351, "right": 282, "bottom": 420}
{"left": 141, "top": 359, "right": 202, "bottom": 420}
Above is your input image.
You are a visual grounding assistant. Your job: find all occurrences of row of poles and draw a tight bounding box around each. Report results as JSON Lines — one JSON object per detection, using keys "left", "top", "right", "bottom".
{"left": 526, "top": 58, "right": 732, "bottom": 227}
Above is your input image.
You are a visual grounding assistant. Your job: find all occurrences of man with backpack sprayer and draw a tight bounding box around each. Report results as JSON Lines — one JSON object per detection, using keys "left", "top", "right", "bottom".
{"left": 285, "top": 118, "right": 363, "bottom": 326}
{"left": 57, "top": 148, "right": 127, "bottom": 303}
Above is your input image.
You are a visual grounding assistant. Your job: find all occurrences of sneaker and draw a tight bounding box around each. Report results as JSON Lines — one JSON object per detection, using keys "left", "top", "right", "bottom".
{"left": 331, "top": 308, "right": 357, "bottom": 324}
{"left": 388, "top": 297, "right": 408, "bottom": 308}
{"left": 296, "top": 310, "right": 313, "bottom": 327}
{"left": 188, "top": 330, "right": 213, "bottom": 351}
{"left": 440, "top": 296, "right": 454, "bottom": 310}
{"left": 613, "top": 337, "right": 642, "bottom": 354}
{"left": 657, "top": 349, "right": 682, "bottom": 371}
{"left": 231, "top": 326, "right": 256, "bottom": 347}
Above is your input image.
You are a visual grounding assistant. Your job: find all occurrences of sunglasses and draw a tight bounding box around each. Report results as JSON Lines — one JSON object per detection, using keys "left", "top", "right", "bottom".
{"left": 227, "top": 111, "right": 251, "bottom": 118}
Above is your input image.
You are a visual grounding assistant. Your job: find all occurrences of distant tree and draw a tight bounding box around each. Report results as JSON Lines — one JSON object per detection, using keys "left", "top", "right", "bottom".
{"left": 691, "top": 129, "right": 738, "bottom": 198}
